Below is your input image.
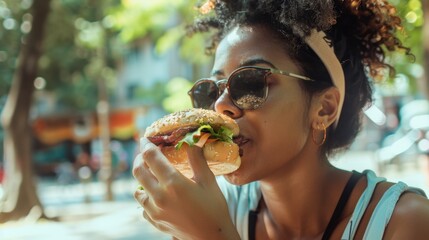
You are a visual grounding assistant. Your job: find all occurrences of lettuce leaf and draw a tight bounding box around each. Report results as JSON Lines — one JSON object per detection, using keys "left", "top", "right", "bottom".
{"left": 175, "top": 124, "right": 234, "bottom": 150}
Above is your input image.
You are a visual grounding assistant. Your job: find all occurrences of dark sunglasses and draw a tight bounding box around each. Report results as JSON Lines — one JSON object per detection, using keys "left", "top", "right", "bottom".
{"left": 188, "top": 66, "right": 315, "bottom": 110}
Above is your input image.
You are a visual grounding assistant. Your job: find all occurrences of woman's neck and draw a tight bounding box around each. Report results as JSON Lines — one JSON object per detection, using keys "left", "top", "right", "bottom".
{"left": 258, "top": 156, "right": 350, "bottom": 238}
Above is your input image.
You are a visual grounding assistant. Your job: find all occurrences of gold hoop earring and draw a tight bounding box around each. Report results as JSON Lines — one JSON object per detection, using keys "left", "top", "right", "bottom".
{"left": 312, "top": 123, "right": 327, "bottom": 146}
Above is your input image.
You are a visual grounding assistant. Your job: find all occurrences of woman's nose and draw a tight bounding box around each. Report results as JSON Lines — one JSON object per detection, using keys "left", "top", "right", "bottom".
{"left": 214, "top": 89, "right": 243, "bottom": 119}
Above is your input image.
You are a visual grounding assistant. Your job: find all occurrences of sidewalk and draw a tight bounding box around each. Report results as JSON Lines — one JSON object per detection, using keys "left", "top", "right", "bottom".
{"left": 0, "top": 178, "right": 172, "bottom": 240}
{"left": 1, "top": 150, "right": 428, "bottom": 240}
{"left": 0, "top": 201, "right": 170, "bottom": 240}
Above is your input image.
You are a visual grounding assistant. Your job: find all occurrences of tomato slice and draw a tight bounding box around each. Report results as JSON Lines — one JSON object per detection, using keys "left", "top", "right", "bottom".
{"left": 195, "top": 132, "right": 214, "bottom": 148}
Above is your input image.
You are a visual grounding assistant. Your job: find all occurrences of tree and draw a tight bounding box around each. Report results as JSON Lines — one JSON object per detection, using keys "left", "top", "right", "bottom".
{"left": 388, "top": 0, "right": 425, "bottom": 96}
{"left": 0, "top": 0, "right": 52, "bottom": 223}
{"left": 109, "top": 0, "right": 213, "bottom": 113}
{"left": 0, "top": 0, "right": 205, "bottom": 221}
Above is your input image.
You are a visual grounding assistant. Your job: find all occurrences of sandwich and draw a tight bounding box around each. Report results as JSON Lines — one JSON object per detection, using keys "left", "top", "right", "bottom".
{"left": 144, "top": 108, "right": 241, "bottom": 178}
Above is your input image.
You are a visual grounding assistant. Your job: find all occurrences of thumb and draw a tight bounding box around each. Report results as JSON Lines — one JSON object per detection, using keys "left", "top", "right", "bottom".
{"left": 186, "top": 145, "right": 215, "bottom": 184}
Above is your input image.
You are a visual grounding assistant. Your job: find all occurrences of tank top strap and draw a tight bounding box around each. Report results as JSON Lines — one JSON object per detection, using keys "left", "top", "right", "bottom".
{"left": 362, "top": 181, "right": 407, "bottom": 239}
{"left": 322, "top": 171, "right": 363, "bottom": 240}
{"left": 363, "top": 181, "right": 428, "bottom": 239}
{"left": 341, "top": 170, "right": 386, "bottom": 239}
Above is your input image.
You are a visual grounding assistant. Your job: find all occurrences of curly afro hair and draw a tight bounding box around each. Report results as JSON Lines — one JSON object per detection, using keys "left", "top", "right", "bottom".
{"left": 188, "top": 0, "right": 412, "bottom": 156}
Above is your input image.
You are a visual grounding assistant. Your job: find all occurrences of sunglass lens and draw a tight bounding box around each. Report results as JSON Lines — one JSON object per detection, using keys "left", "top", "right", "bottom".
{"left": 191, "top": 80, "right": 218, "bottom": 109}
{"left": 229, "top": 69, "right": 267, "bottom": 109}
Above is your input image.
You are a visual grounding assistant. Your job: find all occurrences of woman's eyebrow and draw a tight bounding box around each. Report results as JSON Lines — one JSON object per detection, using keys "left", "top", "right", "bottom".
{"left": 210, "top": 58, "right": 277, "bottom": 76}
{"left": 240, "top": 58, "right": 277, "bottom": 68}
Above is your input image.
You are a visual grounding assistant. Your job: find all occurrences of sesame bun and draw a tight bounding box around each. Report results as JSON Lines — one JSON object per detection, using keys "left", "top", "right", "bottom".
{"left": 144, "top": 108, "right": 239, "bottom": 137}
{"left": 145, "top": 108, "right": 241, "bottom": 177}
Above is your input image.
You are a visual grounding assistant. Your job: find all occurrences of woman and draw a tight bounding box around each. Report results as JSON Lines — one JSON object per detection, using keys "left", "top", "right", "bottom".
{"left": 133, "top": 0, "right": 429, "bottom": 239}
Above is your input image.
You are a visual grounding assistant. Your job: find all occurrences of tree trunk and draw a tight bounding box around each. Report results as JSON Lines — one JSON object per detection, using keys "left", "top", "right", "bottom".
{"left": 423, "top": 0, "right": 429, "bottom": 98}
{"left": 97, "top": 82, "right": 114, "bottom": 201}
{"left": 96, "top": 36, "right": 114, "bottom": 201}
{"left": 0, "top": 0, "right": 51, "bottom": 223}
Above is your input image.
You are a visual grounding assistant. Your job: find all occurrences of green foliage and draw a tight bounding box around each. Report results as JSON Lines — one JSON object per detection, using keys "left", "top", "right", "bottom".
{"left": 109, "top": 0, "right": 212, "bottom": 65}
{"left": 109, "top": 0, "right": 196, "bottom": 42}
{"left": 55, "top": 75, "right": 98, "bottom": 111}
{"left": 162, "top": 77, "right": 193, "bottom": 113}
{"left": 105, "top": 0, "right": 212, "bottom": 113}
{"left": 0, "top": 0, "right": 30, "bottom": 96}
{"left": 179, "top": 31, "right": 213, "bottom": 64}
{"left": 48, "top": 1, "right": 127, "bottom": 110}
{"left": 132, "top": 81, "right": 168, "bottom": 105}
{"left": 386, "top": 0, "right": 424, "bottom": 95}
{"left": 0, "top": 0, "right": 128, "bottom": 111}
{"left": 0, "top": 0, "right": 209, "bottom": 113}
{"left": 155, "top": 24, "right": 184, "bottom": 55}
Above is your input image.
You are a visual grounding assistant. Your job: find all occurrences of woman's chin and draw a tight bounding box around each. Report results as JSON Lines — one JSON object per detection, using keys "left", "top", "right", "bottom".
{"left": 222, "top": 168, "right": 250, "bottom": 185}
{"left": 222, "top": 143, "right": 255, "bottom": 185}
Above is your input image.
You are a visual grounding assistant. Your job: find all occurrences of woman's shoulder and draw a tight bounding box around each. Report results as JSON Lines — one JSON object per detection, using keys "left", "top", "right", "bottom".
{"left": 343, "top": 170, "right": 428, "bottom": 239}
{"left": 383, "top": 189, "right": 429, "bottom": 239}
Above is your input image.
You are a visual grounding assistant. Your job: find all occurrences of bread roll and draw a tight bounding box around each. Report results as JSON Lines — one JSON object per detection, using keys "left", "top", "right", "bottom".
{"left": 144, "top": 108, "right": 239, "bottom": 137}
{"left": 145, "top": 109, "right": 241, "bottom": 177}
{"left": 160, "top": 141, "right": 240, "bottom": 178}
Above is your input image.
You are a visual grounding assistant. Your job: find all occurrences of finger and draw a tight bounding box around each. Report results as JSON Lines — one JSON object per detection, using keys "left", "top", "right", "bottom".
{"left": 138, "top": 195, "right": 173, "bottom": 234}
{"left": 135, "top": 190, "right": 157, "bottom": 217}
{"left": 142, "top": 210, "right": 172, "bottom": 234}
{"left": 186, "top": 145, "right": 215, "bottom": 184}
{"left": 132, "top": 153, "right": 158, "bottom": 192}
{"left": 134, "top": 189, "right": 150, "bottom": 208}
{"left": 132, "top": 152, "right": 146, "bottom": 174}
{"left": 140, "top": 137, "right": 177, "bottom": 183}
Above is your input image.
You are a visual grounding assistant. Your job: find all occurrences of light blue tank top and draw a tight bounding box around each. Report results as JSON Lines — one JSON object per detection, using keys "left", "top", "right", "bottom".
{"left": 216, "top": 170, "right": 426, "bottom": 240}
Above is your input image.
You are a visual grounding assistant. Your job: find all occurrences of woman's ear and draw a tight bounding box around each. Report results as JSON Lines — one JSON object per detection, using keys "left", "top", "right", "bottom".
{"left": 311, "top": 87, "right": 340, "bottom": 128}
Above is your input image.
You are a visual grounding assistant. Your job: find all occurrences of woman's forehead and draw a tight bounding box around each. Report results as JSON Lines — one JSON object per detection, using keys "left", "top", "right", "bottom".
{"left": 218, "top": 25, "right": 275, "bottom": 51}
{"left": 213, "top": 25, "right": 296, "bottom": 73}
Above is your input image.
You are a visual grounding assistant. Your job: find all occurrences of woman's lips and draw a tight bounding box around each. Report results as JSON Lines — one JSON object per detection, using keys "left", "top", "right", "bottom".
{"left": 233, "top": 135, "right": 249, "bottom": 157}
{"left": 233, "top": 135, "right": 249, "bottom": 146}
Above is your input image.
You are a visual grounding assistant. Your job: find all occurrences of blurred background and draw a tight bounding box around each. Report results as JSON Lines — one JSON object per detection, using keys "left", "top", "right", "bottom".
{"left": 0, "top": 0, "right": 428, "bottom": 239}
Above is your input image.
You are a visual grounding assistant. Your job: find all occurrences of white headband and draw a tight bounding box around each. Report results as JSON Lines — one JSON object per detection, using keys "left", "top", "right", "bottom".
{"left": 305, "top": 30, "right": 345, "bottom": 128}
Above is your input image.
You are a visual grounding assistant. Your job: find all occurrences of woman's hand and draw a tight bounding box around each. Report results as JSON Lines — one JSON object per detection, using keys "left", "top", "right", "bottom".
{"left": 133, "top": 137, "right": 240, "bottom": 240}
